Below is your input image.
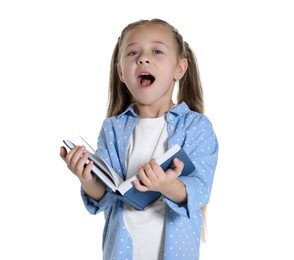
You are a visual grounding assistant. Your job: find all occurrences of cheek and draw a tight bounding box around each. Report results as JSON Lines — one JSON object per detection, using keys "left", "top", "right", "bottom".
{"left": 122, "top": 64, "right": 135, "bottom": 79}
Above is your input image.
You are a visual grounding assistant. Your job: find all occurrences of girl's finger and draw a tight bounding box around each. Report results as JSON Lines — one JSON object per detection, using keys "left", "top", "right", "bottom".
{"left": 69, "top": 146, "right": 86, "bottom": 168}
{"left": 65, "top": 145, "right": 80, "bottom": 162}
{"left": 143, "top": 162, "right": 158, "bottom": 181}
{"left": 74, "top": 152, "right": 89, "bottom": 174}
{"left": 60, "top": 146, "right": 67, "bottom": 159}
{"left": 138, "top": 165, "right": 152, "bottom": 187}
{"left": 82, "top": 160, "right": 94, "bottom": 180}
{"left": 149, "top": 159, "right": 164, "bottom": 178}
{"left": 133, "top": 180, "right": 148, "bottom": 192}
{"left": 171, "top": 158, "right": 184, "bottom": 176}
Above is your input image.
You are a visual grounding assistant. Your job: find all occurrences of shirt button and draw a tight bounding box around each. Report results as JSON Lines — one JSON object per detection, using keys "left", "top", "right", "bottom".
{"left": 169, "top": 126, "right": 175, "bottom": 131}
{"left": 169, "top": 115, "right": 174, "bottom": 120}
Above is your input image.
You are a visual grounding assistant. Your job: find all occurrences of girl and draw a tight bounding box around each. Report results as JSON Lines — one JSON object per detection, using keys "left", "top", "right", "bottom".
{"left": 60, "top": 19, "right": 218, "bottom": 260}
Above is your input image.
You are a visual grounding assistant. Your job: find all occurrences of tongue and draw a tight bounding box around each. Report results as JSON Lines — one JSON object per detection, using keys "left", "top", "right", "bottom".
{"left": 141, "top": 78, "right": 152, "bottom": 87}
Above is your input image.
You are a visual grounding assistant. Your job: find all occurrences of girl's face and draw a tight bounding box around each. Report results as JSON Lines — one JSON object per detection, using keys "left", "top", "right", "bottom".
{"left": 117, "top": 23, "right": 187, "bottom": 115}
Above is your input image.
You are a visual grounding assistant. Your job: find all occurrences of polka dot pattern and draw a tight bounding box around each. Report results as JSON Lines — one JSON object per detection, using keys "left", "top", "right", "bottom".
{"left": 81, "top": 102, "right": 218, "bottom": 260}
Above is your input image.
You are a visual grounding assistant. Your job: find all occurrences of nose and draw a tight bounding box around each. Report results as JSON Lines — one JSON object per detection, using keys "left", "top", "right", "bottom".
{"left": 137, "top": 53, "right": 150, "bottom": 65}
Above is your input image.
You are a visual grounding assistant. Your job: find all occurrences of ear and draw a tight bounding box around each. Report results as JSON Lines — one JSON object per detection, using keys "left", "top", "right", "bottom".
{"left": 117, "top": 63, "right": 124, "bottom": 82}
{"left": 174, "top": 58, "right": 188, "bottom": 80}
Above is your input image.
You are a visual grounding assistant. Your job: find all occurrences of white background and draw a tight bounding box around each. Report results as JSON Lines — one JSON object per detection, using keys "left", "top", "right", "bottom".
{"left": 1, "top": 0, "right": 293, "bottom": 259}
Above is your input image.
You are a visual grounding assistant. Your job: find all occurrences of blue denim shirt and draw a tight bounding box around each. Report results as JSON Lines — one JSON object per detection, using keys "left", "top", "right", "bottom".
{"left": 81, "top": 102, "right": 218, "bottom": 260}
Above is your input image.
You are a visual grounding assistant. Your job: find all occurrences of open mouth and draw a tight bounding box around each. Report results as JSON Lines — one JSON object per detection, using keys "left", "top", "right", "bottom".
{"left": 138, "top": 73, "right": 155, "bottom": 87}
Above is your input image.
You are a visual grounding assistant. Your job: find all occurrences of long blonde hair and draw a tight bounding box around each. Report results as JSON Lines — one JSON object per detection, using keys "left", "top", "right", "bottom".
{"left": 106, "top": 19, "right": 207, "bottom": 241}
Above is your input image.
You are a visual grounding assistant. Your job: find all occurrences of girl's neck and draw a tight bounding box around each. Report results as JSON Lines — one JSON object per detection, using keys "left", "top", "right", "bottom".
{"left": 135, "top": 101, "right": 174, "bottom": 118}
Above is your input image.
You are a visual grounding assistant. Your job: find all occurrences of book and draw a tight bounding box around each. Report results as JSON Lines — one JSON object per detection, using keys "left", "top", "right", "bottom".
{"left": 63, "top": 139, "right": 196, "bottom": 210}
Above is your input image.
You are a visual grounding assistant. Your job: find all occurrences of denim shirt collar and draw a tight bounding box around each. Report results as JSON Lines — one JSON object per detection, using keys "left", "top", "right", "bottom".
{"left": 117, "top": 101, "right": 191, "bottom": 119}
{"left": 117, "top": 104, "right": 138, "bottom": 119}
{"left": 168, "top": 101, "right": 191, "bottom": 116}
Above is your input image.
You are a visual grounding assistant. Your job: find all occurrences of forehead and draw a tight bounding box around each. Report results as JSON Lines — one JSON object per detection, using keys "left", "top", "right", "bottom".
{"left": 122, "top": 23, "right": 175, "bottom": 47}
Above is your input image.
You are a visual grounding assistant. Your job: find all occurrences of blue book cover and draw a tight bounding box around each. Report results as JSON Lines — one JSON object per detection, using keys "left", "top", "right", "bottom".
{"left": 63, "top": 140, "right": 195, "bottom": 210}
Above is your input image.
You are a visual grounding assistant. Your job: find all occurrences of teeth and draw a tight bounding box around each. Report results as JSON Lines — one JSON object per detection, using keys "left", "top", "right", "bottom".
{"left": 140, "top": 73, "right": 150, "bottom": 76}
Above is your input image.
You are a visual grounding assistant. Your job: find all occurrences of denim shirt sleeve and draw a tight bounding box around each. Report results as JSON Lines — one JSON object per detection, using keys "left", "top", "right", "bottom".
{"left": 163, "top": 114, "right": 219, "bottom": 218}
{"left": 81, "top": 119, "right": 117, "bottom": 215}
{"left": 81, "top": 188, "right": 115, "bottom": 214}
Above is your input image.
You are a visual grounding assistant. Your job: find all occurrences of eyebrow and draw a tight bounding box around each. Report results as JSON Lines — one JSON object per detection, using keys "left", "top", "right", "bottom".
{"left": 125, "top": 41, "right": 167, "bottom": 48}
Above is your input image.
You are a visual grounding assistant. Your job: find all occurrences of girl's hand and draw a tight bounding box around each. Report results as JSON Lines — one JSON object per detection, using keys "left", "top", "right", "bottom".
{"left": 133, "top": 158, "right": 187, "bottom": 203}
{"left": 60, "top": 146, "right": 95, "bottom": 183}
{"left": 60, "top": 146, "right": 106, "bottom": 201}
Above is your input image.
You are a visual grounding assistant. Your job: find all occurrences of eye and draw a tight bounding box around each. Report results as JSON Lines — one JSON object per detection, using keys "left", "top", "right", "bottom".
{"left": 128, "top": 51, "right": 139, "bottom": 56}
{"left": 153, "top": 49, "right": 163, "bottom": 55}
